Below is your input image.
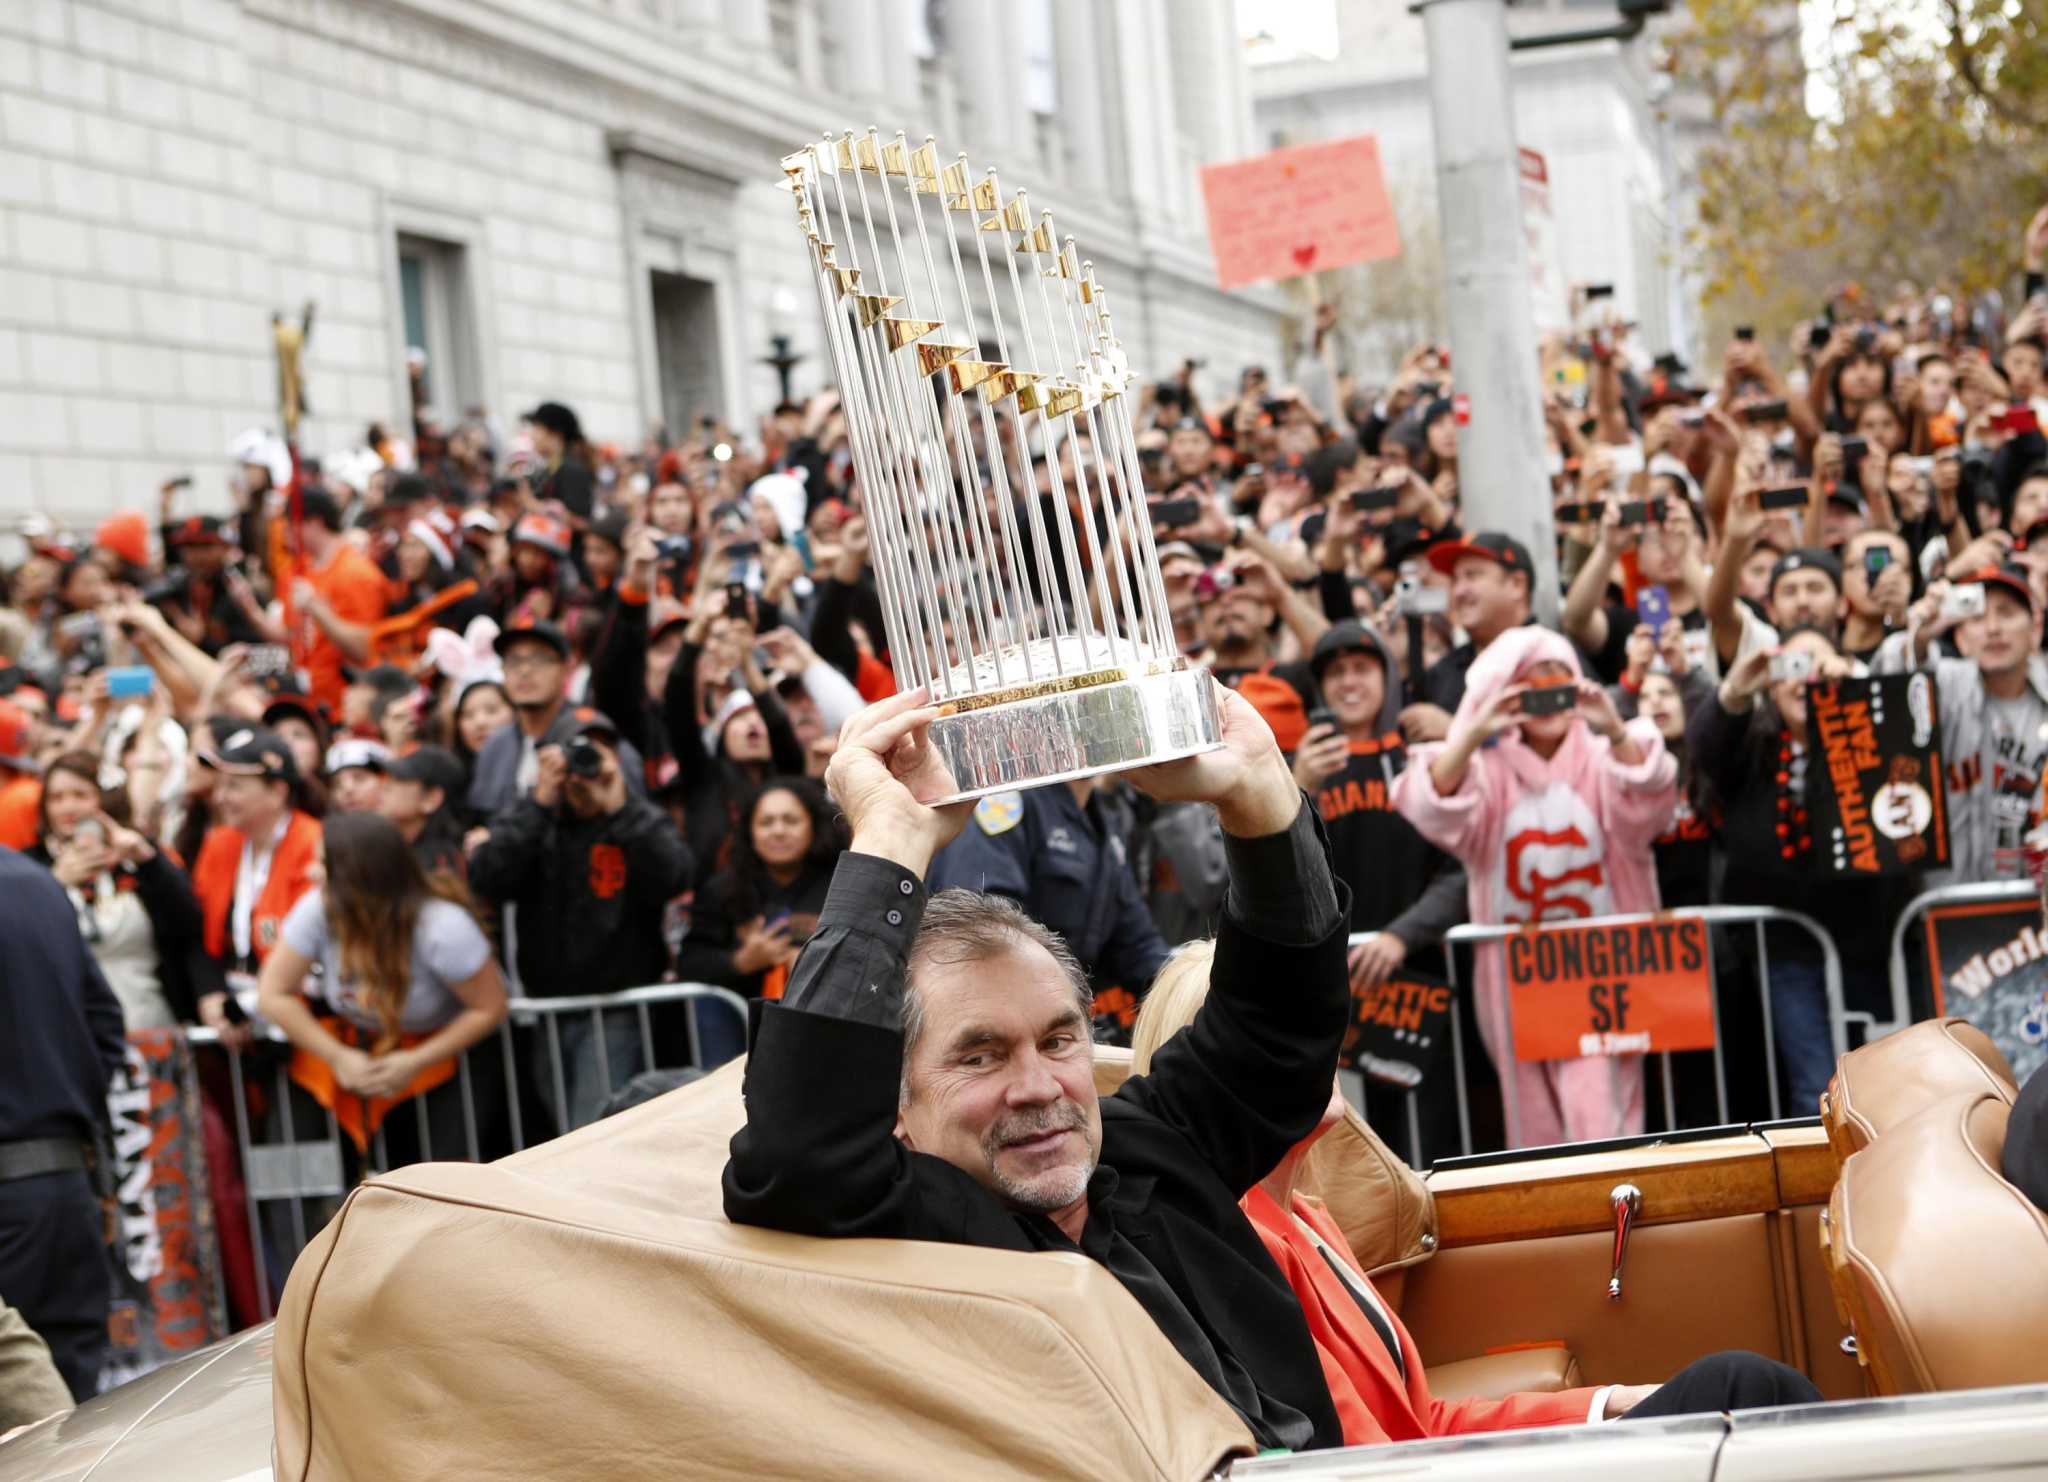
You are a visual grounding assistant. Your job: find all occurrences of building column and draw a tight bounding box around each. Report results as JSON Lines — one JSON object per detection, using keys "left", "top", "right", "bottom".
{"left": 723, "top": 0, "right": 771, "bottom": 52}
{"left": 1051, "top": 0, "right": 1107, "bottom": 192}
{"left": 841, "top": 0, "right": 918, "bottom": 119}
{"left": 949, "top": 0, "right": 1015, "bottom": 160}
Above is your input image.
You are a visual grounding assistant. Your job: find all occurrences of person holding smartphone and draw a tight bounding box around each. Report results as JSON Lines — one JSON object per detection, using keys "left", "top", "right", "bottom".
{"left": 1392, "top": 627, "right": 1677, "bottom": 1148}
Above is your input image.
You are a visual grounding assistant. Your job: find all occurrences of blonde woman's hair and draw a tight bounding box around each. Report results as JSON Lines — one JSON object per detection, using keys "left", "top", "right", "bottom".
{"left": 1129, "top": 939, "right": 1217, "bottom": 1075}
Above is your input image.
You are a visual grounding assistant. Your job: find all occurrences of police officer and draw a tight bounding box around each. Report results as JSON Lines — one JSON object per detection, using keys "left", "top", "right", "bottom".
{"left": 927, "top": 777, "right": 1170, "bottom": 1041}
{"left": 0, "top": 846, "right": 125, "bottom": 1400}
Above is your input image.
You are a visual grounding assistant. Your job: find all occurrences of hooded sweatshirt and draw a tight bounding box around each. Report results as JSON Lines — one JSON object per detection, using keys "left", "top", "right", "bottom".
{"left": 1310, "top": 626, "right": 1465, "bottom": 955}
{"left": 1392, "top": 628, "right": 1677, "bottom": 1144}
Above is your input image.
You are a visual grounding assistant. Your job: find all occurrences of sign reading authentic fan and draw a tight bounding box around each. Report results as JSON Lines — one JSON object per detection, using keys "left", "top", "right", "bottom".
{"left": 779, "top": 130, "right": 1224, "bottom": 803}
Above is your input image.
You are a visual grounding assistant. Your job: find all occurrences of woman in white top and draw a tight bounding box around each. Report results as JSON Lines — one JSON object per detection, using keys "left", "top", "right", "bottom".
{"left": 33, "top": 750, "right": 207, "bottom": 1034}
{"left": 258, "top": 811, "right": 508, "bottom": 1168}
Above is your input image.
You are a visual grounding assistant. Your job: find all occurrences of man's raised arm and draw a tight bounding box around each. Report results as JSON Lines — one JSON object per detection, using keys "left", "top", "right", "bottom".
{"left": 722, "top": 690, "right": 972, "bottom": 1236}
{"left": 1115, "top": 686, "right": 1352, "bottom": 1198}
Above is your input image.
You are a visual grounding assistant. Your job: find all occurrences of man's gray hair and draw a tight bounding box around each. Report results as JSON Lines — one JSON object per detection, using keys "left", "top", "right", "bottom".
{"left": 901, "top": 889, "right": 1094, "bottom": 1059}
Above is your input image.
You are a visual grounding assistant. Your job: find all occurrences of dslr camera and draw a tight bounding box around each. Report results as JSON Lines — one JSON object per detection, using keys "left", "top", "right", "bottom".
{"left": 564, "top": 733, "right": 608, "bottom": 779}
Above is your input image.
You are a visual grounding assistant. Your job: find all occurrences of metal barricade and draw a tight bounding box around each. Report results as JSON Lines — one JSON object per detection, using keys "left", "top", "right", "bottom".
{"left": 1347, "top": 904, "right": 1849, "bottom": 1164}
{"left": 188, "top": 982, "right": 749, "bottom": 1321}
{"left": 1888, "top": 879, "right": 2038, "bottom": 1033}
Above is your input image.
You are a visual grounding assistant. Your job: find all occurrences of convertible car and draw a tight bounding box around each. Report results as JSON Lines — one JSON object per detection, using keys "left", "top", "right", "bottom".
{"left": 3, "top": 1017, "right": 2043, "bottom": 1480}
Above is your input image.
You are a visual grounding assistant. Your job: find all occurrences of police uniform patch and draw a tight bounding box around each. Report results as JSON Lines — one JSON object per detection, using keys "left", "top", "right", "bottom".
{"left": 974, "top": 791, "right": 1024, "bottom": 836}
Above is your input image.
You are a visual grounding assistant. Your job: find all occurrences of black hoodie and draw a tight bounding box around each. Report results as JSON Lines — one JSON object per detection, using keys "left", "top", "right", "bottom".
{"left": 1308, "top": 626, "right": 1466, "bottom": 959}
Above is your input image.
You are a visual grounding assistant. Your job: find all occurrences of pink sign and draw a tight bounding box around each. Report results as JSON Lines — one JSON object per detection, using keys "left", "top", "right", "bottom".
{"left": 1199, "top": 135, "right": 1402, "bottom": 291}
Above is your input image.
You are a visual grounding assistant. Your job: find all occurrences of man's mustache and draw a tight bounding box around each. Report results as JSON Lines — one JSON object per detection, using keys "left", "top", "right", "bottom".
{"left": 986, "top": 1102, "right": 1088, "bottom": 1153}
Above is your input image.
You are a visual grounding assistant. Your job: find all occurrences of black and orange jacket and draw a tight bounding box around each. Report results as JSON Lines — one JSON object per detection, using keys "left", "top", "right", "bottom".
{"left": 191, "top": 811, "right": 324, "bottom": 970}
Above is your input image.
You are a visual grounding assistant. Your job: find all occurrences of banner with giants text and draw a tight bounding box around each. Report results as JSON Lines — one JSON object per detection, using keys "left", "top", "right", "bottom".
{"left": 1924, "top": 898, "right": 2048, "bottom": 1087}
{"left": 1805, "top": 673, "right": 1948, "bottom": 875}
{"left": 1506, "top": 916, "right": 1717, "bottom": 1062}
{"left": 1342, "top": 970, "right": 1454, "bottom": 1089}
{"left": 100, "top": 1028, "right": 226, "bottom": 1390}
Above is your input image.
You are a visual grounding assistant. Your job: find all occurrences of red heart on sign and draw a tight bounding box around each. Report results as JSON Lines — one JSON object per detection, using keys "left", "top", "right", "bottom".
{"left": 1291, "top": 244, "right": 1317, "bottom": 270}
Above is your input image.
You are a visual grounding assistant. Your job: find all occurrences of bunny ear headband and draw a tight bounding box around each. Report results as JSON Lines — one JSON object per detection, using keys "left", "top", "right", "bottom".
{"left": 428, "top": 616, "right": 505, "bottom": 696}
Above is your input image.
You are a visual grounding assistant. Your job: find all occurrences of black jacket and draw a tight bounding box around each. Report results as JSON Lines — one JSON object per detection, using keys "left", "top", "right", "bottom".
{"left": 724, "top": 836, "right": 1353, "bottom": 1452}
{"left": 0, "top": 848, "right": 126, "bottom": 1143}
{"left": 467, "top": 796, "right": 692, "bottom": 996}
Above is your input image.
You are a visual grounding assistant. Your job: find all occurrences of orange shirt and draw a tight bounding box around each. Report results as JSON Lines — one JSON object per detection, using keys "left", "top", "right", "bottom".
{"left": 0, "top": 773, "right": 40, "bottom": 851}
{"left": 306, "top": 543, "right": 389, "bottom": 713}
{"left": 1241, "top": 1184, "right": 1598, "bottom": 1447}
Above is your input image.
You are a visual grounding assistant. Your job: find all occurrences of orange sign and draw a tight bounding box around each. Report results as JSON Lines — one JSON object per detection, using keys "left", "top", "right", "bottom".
{"left": 1505, "top": 916, "right": 1716, "bottom": 1062}
{"left": 1199, "top": 136, "right": 1402, "bottom": 291}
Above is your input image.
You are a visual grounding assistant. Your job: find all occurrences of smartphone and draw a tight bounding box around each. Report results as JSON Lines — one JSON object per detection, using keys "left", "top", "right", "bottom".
{"left": 166, "top": 473, "right": 194, "bottom": 490}
{"left": 1996, "top": 406, "right": 2042, "bottom": 436}
{"left": 1150, "top": 497, "right": 1202, "bottom": 528}
{"left": 1240, "top": 463, "right": 1264, "bottom": 480}
{"left": 1734, "top": 326, "right": 1756, "bottom": 342}
{"left": 1261, "top": 397, "right": 1292, "bottom": 419}
{"left": 1769, "top": 650, "right": 1814, "bottom": 684}
{"left": 722, "top": 541, "right": 761, "bottom": 560}
{"left": 1351, "top": 486, "right": 1400, "bottom": 513}
{"left": 1305, "top": 706, "right": 1337, "bottom": 735}
{"left": 1758, "top": 485, "right": 1811, "bottom": 511}
{"left": 243, "top": 643, "right": 293, "bottom": 680}
{"left": 724, "top": 582, "right": 750, "bottom": 618}
{"left": 105, "top": 665, "right": 154, "bottom": 700}
{"left": 1519, "top": 683, "right": 1576, "bottom": 716}
{"left": 57, "top": 611, "right": 101, "bottom": 640}
{"left": 1743, "top": 400, "right": 1790, "bottom": 424}
{"left": 1636, "top": 584, "right": 1671, "bottom": 633}
{"left": 1839, "top": 435, "right": 1869, "bottom": 465}
{"left": 1584, "top": 283, "right": 1616, "bottom": 302}
{"left": 1554, "top": 502, "right": 1603, "bottom": 524}
{"left": 1617, "top": 498, "right": 1668, "bottom": 527}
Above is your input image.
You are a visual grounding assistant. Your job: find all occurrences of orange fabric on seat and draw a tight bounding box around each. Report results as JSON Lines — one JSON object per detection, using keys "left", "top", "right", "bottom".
{"left": 1242, "top": 1183, "right": 1596, "bottom": 1446}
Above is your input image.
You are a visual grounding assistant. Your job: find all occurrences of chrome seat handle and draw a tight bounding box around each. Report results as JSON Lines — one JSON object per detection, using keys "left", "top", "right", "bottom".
{"left": 1607, "top": 1183, "right": 1641, "bottom": 1301}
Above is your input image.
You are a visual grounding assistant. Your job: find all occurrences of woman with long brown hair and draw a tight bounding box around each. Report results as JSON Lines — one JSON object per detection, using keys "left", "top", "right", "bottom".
{"left": 258, "top": 811, "right": 507, "bottom": 1169}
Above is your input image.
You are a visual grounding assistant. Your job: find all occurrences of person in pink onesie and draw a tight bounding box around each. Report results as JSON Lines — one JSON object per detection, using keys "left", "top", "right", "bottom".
{"left": 1392, "top": 624, "right": 1678, "bottom": 1148}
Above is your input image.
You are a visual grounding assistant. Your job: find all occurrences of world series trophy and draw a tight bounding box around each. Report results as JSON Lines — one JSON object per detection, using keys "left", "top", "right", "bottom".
{"left": 780, "top": 129, "right": 1223, "bottom": 803}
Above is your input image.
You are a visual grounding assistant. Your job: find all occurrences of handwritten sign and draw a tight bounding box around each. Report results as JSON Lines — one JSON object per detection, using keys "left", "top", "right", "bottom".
{"left": 1806, "top": 674, "right": 1948, "bottom": 876}
{"left": 1199, "top": 136, "right": 1402, "bottom": 291}
{"left": 1506, "top": 917, "right": 1716, "bottom": 1062}
{"left": 1342, "top": 971, "right": 1454, "bottom": 1088}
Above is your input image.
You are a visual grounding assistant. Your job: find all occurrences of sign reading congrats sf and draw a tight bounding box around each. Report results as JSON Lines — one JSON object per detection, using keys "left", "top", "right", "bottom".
{"left": 1505, "top": 916, "right": 1718, "bottom": 1062}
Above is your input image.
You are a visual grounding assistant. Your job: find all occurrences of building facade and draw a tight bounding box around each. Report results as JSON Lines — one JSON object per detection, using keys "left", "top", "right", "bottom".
{"left": 1, "top": 0, "right": 1285, "bottom": 523}
{"left": 1249, "top": 0, "right": 1707, "bottom": 374}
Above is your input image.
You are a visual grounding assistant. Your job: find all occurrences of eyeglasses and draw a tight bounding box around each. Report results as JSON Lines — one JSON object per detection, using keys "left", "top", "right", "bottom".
{"left": 501, "top": 651, "right": 561, "bottom": 673}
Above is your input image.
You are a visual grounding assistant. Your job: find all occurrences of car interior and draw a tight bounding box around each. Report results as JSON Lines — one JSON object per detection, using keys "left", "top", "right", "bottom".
{"left": 267, "top": 1017, "right": 2046, "bottom": 1481}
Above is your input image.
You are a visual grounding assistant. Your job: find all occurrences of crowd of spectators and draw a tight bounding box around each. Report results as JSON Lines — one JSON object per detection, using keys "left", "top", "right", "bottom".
{"left": 9, "top": 209, "right": 2048, "bottom": 1388}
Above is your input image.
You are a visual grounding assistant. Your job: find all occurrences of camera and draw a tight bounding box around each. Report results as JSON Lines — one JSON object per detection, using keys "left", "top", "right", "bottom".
{"left": 1942, "top": 585, "right": 1987, "bottom": 623}
{"left": 1519, "top": 684, "right": 1576, "bottom": 717}
{"left": 564, "top": 733, "right": 607, "bottom": 779}
{"left": 1394, "top": 573, "right": 1449, "bottom": 617}
{"left": 655, "top": 533, "right": 693, "bottom": 562}
{"left": 1768, "top": 650, "right": 1814, "bottom": 684}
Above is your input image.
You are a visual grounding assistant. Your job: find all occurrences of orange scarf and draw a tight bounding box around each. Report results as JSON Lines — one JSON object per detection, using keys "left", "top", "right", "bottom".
{"left": 287, "top": 1017, "right": 458, "bottom": 1154}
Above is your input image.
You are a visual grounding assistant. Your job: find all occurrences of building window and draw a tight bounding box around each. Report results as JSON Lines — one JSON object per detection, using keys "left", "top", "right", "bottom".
{"left": 395, "top": 233, "right": 479, "bottom": 426}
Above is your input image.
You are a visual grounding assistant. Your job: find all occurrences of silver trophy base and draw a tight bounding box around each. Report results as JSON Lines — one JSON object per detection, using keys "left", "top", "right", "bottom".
{"left": 919, "top": 658, "right": 1224, "bottom": 805}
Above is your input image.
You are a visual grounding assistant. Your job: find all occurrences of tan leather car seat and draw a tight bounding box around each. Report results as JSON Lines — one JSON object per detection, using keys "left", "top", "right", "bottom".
{"left": 272, "top": 1059, "right": 1255, "bottom": 1481}
{"left": 1820, "top": 1017, "right": 2016, "bottom": 1169}
{"left": 1093, "top": 1045, "right": 1439, "bottom": 1277}
{"left": 1821, "top": 1090, "right": 2048, "bottom": 1395}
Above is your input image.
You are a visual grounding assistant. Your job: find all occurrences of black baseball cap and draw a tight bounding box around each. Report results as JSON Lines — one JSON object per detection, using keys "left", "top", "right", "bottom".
{"left": 167, "top": 514, "right": 228, "bottom": 547}
{"left": 1970, "top": 563, "right": 2036, "bottom": 613}
{"left": 494, "top": 622, "right": 571, "bottom": 660}
{"left": 1769, "top": 547, "right": 1843, "bottom": 596}
{"left": 1310, "top": 620, "right": 1383, "bottom": 679}
{"left": 1382, "top": 517, "right": 1446, "bottom": 566}
{"left": 1426, "top": 530, "right": 1534, "bottom": 578}
{"left": 342, "top": 661, "right": 415, "bottom": 694}
{"left": 199, "top": 726, "right": 299, "bottom": 783}
{"left": 261, "top": 692, "right": 327, "bottom": 733}
{"left": 386, "top": 743, "right": 467, "bottom": 798}
{"left": 562, "top": 708, "right": 620, "bottom": 746}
